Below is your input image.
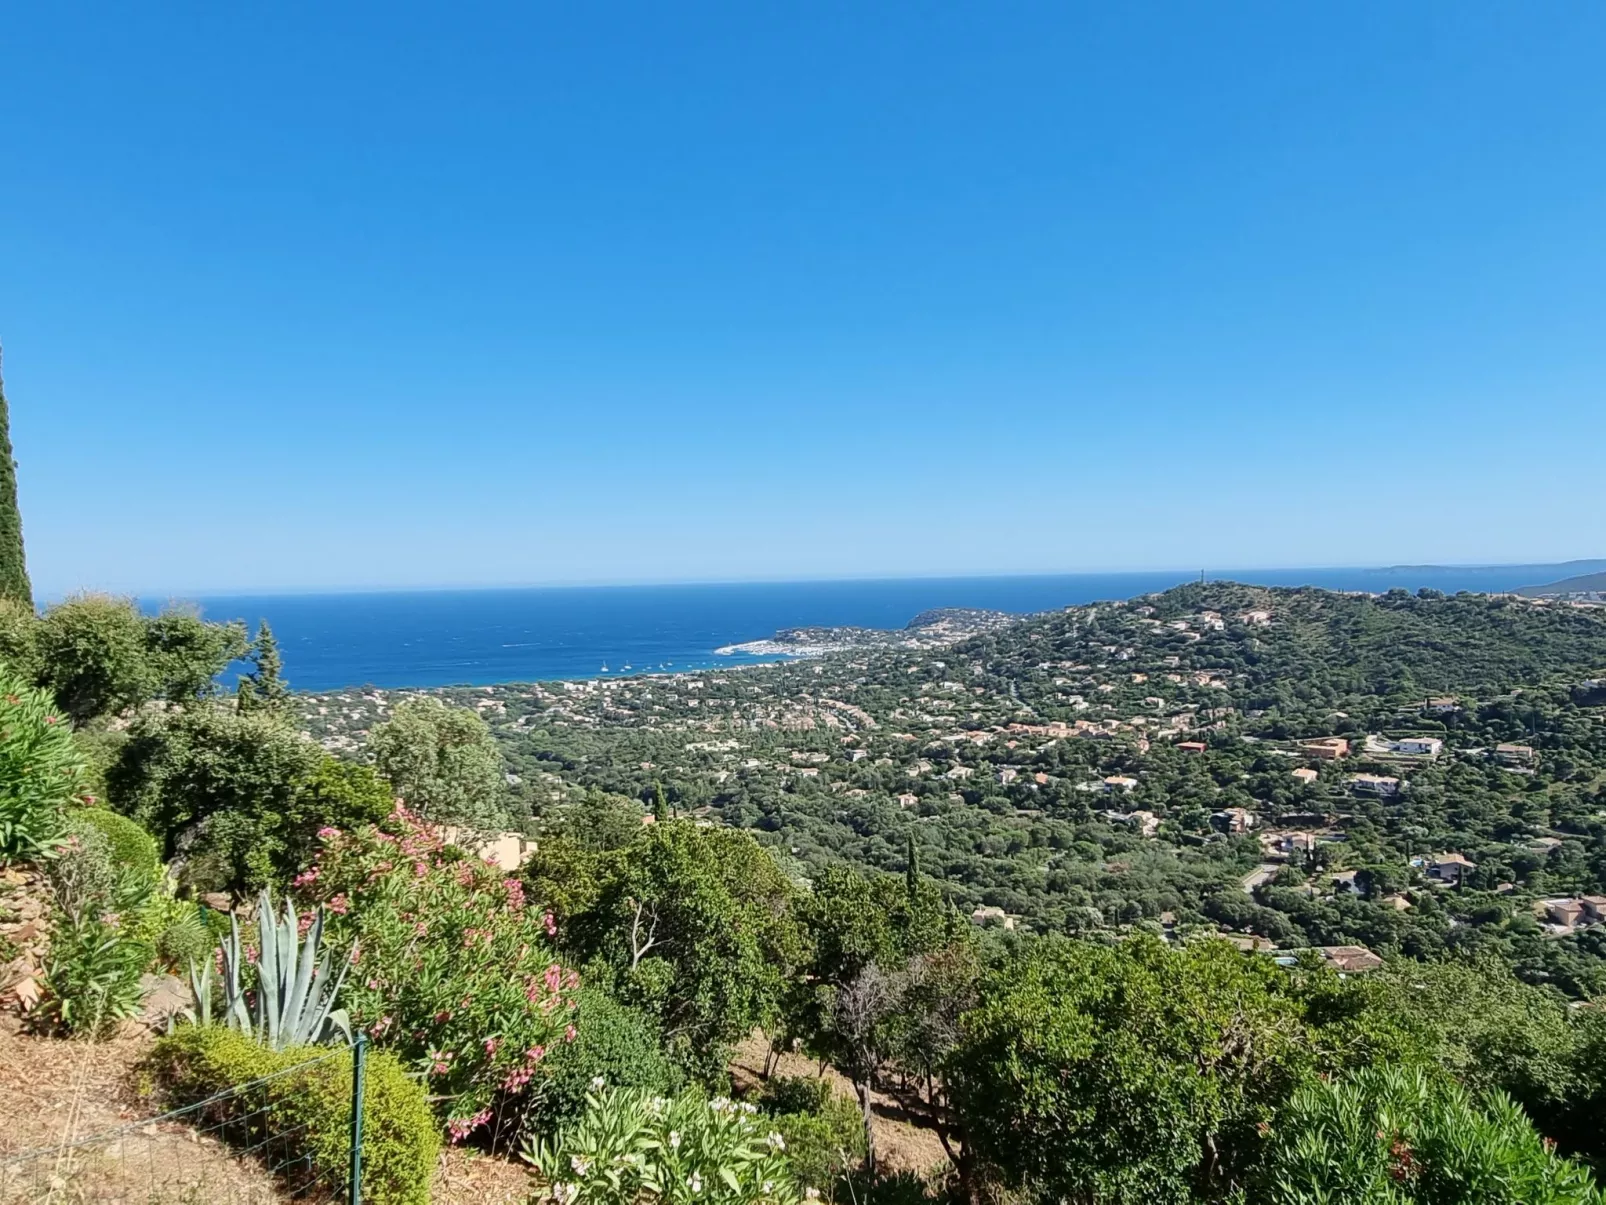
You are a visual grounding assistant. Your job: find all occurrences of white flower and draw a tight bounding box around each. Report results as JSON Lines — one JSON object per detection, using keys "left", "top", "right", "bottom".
{"left": 552, "top": 1185, "right": 578, "bottom": 1205}
{"left": 689, "top": 1172, "right": 703, "bottom": 1194}
{"left": 805, "top": 1189, "right": 821, "bottom": 1201}
{"left": 742, "top": 1102, "right": 758, "bottom": 1115}
{"left": 763, "top": 1183, "right": 775, "bottom": 1195}
{"left": 766, "top": 1131, "right": 787, "bottom": 1151}
{"left": 570, "top": 1155, "right": 592, "bottom": 1177}
{"left": 590, "top": 1075, "right": 606, "bottom": 1091}
{"left": 669, "top": 1130, "right": 681, "bottom": 1149}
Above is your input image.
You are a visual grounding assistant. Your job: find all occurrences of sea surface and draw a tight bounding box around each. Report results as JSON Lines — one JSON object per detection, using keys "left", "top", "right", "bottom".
{"left": 168, "top": 563, "right": 1603, "bottom": 693}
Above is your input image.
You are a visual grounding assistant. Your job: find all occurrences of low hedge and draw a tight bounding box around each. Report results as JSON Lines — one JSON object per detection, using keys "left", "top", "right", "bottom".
{"left": 69, "top": 807, "right": 160, "bottom": 882}
{"left": 149, "top": 1027, "right": 438, "bottom": 1205}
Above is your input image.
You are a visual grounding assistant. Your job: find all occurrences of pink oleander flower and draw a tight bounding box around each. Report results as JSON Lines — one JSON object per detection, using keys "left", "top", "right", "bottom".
{"left": 544, "top": 964, "right": 563, "bottom": 994}
{"left": 503, "top": 879, "right": 526, "bottom": 910}
{"left": 316, "top": 826, "right": 341, "bottom": 840}
{"left": 483, "top": 1036, "right": 501, "bottom": 1055}
{"left": 434, "top": 1009, "right": 452, "bottom": 1023}
{"left": 543, "top": 911, "right": 557, "bottom": 937}
{"left": 414, "top": 861, "right": 429, "bottom": 878}
{"left": 415, "top": 921, "right": 429, "bottom": 936}
{"left": 564, "top": 1024, "right": 577, "bottom": 1043}
{"left": 526, "top": 1045, "right": 546, "bottom": 1063}
{"left": 367, "top": 978, "right": 380, "bottom": 990}
{"left": 327, "top": 894, "right": 349, "bottom": 915}
{"left": 291, "top": 867, "right": 320, "bottom": 888}
{"left": 564, "top": 969, "right": 580, "bottom": 990}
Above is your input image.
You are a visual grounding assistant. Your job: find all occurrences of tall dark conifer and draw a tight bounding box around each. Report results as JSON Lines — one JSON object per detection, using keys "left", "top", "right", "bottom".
{"left": 0, "top": 346, "right": 33, "bottom": 609}
{"left": 905, "top": 832, "right": 921, "bottom": 899}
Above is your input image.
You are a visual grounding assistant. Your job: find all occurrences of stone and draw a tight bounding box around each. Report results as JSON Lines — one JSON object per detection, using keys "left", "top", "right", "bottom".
{"left": 139, "top": 973, "right": 190, "bottom": 1028}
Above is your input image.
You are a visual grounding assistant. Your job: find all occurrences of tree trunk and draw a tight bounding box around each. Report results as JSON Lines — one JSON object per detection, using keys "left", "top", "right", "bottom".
{"left": 856, "top": 1078, "right": 877, "bottom": 1175}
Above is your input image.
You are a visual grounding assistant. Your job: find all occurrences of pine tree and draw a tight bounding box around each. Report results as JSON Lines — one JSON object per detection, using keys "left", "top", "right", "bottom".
{"left": 0, "top": 346, "right": 33, "bottom": 609}
{"left": 237, "top": 622, "right": 288, "bottom": 713}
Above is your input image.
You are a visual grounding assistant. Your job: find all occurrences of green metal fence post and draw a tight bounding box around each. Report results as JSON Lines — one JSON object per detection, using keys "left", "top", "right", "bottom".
{"left": 348, "top": 1032, "right": 368, "bottom": 1205}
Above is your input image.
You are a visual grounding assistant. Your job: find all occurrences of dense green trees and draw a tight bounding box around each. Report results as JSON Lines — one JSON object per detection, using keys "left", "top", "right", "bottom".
{"left": 106, "top": 707, "right": 390, "bottom": 893}
{"left": 369, "top": 696, "right": 507, "bottom": 827}
{"left": 545, "top": 821, "right": 806, "bottom": 1079}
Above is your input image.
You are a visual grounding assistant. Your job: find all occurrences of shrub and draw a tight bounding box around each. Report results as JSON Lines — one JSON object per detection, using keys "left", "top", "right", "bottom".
{"left": 1257, "top": 1064, "right": 1605, "bottom": 1204}
{"left": 0, "top": 669, "right": 87, "bottom": 862}
{"left": 527, "top": 987, "right": 679, "bottom": 1133}
{"left": 303, "top": 806, "right": 580, "bottom": 1140}
{"left": 151, "top": 1026, "right": 438, "bottom": 1205}
{"left": 38, "top": 817, "right": 154, "bottom": 1036}
{"left": 758, "top": 1076, "right": 866, "bottom": 1191}
{"left": 522, "top": 1084, "right": 805, "bottom": 1205}
{"left": 69, "top": 807, "right": 160, "bottom": 882}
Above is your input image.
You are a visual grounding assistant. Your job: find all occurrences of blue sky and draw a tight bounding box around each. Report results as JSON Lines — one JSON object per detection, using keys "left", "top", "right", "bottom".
{"left": 4, "top": 2, "right": 1604, "bottom": 597}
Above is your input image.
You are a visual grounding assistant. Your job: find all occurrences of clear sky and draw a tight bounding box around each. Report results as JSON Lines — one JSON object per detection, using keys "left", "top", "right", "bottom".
{"left": 4, "top": 2, "right": 1604, "bottom": 597}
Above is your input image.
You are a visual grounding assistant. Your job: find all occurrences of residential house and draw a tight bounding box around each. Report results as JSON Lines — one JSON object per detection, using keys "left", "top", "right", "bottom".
{"left": 997, "top": 768, "right": 1018, "bottom": 785}
{"left": 1494, "top": 743, "right": 1536, "bottom": 766}
{"left": 1348, "top": 773, "right": 1402, "bottom": 798}
{"left": 1424, "top": 697, "right": 1462, "bottom": 714}
{"left": 1392, "top": 736, "right": 1444, "bottom": 757}
{"left": 970, "top": 906, "right": 1015, "bottom": 930}
{"left": 1291, "top": 768, "right": 1319, "bottom": 785}
{"left": 1177, "top": 741, "right": 1208, "bottom": 754}
{"left": 1217, "top": 932, "right": 1278, "bottom": 953}
{"left": 1212, "top": 806, "right": 1257, "bottom": 835}
{"left": 896, "top": 793, "right": 919, "bottom": 809}
{"left": 945, "top": 765, "right": 973, "bottom": 780}
{"left": 1318, "top": 945, "right": 1385, "bottom": 974}
{"left": 1103, "top": 775, "right": 1140, "bottom": 792}
{"left": 1546, "top": 899, "right": 1585, "bottom": 928}
{"left": 1301, "top": 737, "right": 1350, "bottom": 761}
{"left": 1427, "top": 852, "right": 1475, "bottom": 886}
{"left": 1262, "top": 830, "right": 1317, "bottom": 858}
{"left": 1582, "top": 897, "right": 1606, "bottom": 924}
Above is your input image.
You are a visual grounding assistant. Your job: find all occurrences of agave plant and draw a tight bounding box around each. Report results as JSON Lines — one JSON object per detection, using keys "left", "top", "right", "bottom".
{"left": 188, "top": 889, "right": 353, "bottom": 1049}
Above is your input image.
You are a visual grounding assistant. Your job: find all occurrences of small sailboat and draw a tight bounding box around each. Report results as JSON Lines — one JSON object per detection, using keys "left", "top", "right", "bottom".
{"left": 600, "top": 662, "right": 609, "bottom": 672}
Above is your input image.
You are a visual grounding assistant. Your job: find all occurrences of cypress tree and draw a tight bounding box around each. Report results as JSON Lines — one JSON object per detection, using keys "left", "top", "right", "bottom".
{"left": 905, "top": 832, "right": 921, "bottom": 899}
{"left": 0, "top": 346, "right": 33, "bottom": 609}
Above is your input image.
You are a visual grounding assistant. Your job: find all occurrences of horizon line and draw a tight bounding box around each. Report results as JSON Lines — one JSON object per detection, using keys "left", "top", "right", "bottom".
{"left": 37, "top": 556, "right": 1605, "bottom": 605}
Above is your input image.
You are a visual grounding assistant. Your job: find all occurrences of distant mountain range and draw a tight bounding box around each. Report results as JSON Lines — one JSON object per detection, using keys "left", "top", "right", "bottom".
{"left": 1515, "top": 569, "right": 1606, "bottom": 597}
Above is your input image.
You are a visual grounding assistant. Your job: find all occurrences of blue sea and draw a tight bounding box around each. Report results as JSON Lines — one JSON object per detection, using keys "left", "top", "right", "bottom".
{"left": 171, "top": 563, "right": 1603, "bottom": 693}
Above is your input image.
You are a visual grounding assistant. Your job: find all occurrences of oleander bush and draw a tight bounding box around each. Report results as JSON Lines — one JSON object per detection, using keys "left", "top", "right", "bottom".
{"left": 39, "top": 816, "right": 155, "bottom": 1036}
{"left": 151, "top": 1025, "right": 438, "bottom": 1205}
{"left": 0, "top": 669, "right": 87, "bottom": 862}
{"left": 1257, "top": 1064, "right": 1605, "bottom": 1205}
{"left": 522, "top": 1084, "right": 806, "bottom": 1205}
{"left": 301, "top": 805, "right": 581, "bottom": 1141}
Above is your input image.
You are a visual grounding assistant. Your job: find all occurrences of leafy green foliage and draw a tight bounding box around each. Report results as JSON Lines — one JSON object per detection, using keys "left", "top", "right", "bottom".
{"left": 0, "top": 669, "right": 86, "bottom": 861}
{"left": 369, "top": 696, "right": 508, "bottom": 827}
{"left": 107, "top": 706, "right": 386, "bottom": 894}
{"left": 39, "top": 816, "right": 155, "bottom": 1036}
{"left": 33, "top": 594, "right": 245, "bottom": 725}
{"left": 949, "top": 935, "right": 1330, "bottom": 1203}
{"left": 67, "top": 806, "right": 160, "bottom": 882}
{"left": 551, "top": 820, "right": 806, "bottom": 1080}
{"left": 529, "top": 987, "right": 680, "bottom": 1134}
{"left": 304, "top": 806, "right": 579, "bottom": 1139}
{"left": 151, "top": 1025, "right": 438, "bottom": 1205}
{"left": 756, "top": 1077, "right": 867, "bottom": 1193}
{"left": 521, "top": 1085, "right": 805, "bottom": 1205}
{"left": 1257, "top": 1065, "right": 1604, "bottom": 1204}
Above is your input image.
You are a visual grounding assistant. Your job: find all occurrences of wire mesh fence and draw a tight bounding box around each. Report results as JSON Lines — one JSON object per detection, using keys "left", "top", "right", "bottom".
{"left": 0, "top": 1041, "right": 362, "bottom": 1205}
